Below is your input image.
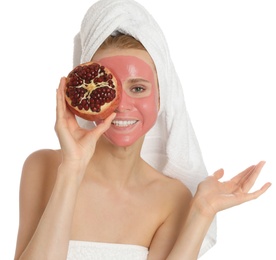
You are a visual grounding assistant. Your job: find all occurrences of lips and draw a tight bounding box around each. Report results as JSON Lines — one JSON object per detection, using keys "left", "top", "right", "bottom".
{"left": 111, "top": 119, "right": 138, "bottom": 127}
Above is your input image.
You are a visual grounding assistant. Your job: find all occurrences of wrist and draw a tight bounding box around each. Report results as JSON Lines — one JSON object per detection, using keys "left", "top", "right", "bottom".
{"left": 57, "top": 162, "right": 87, "bottom": 187}
{"left": 190, "top": 195, "right": 217, "bottom": 219}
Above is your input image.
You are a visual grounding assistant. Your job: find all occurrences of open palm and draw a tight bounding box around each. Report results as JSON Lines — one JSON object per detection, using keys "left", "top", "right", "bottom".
{"left": 195, "top": 161, "right": 271, "bottom": 217}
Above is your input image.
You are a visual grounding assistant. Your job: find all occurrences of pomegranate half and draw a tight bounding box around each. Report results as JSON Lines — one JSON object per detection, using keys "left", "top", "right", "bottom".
{"left": 65, "top": 61, "right": 121, "bottom": 121}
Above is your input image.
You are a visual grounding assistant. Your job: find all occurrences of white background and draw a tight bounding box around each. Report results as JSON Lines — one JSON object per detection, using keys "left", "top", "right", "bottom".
{"left": 1, "top": 0, "right": 275, "bottom": 259}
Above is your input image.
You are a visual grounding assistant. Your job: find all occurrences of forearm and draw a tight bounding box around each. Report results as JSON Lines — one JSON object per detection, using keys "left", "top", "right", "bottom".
{"left": 19, "top": 165, "right": 82, "bottom": 260}
{"left": 167, "top": 199, "right": 215, "bottom": 260}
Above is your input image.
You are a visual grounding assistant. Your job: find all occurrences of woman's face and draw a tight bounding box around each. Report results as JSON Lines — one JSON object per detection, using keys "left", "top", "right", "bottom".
{"left": 93, "top": 48, "right": 159, "bottom": 147}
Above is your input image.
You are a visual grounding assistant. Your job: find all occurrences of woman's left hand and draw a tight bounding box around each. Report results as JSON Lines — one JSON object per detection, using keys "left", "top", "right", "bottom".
{"left": 194, "top": 161, "right": 271, "bottom": 217}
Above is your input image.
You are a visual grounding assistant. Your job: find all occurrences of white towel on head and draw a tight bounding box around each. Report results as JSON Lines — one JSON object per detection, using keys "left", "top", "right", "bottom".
{"left": 73, "top": 0, "right": 216, "bottom": 256}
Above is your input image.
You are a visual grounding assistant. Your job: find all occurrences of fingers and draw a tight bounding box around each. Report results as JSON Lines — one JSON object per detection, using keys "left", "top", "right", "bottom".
{"left": 213, "top": 168, "right": 224, "bottom": 180}
{"left": 56, "top": 77, "right": 67, "bottom": 120}
{"left": 242, "top": 182, "right": 271, "bottom": 203}
{"left": 55, "top": 77, "right": 77, "bottom": 131}
{"left": 231, "top": 165, "right": 255, "bottom": 184}
{"left": 228, "top": 161, "right": 266, "bottom": 194}
{"left": 55, "top": 78, "right": 66, "bottom": 136}
{"left": 240, "top": 161, "right": 266, "bottom": 193}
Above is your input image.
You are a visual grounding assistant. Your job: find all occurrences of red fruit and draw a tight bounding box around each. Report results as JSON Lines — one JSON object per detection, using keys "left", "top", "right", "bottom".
{"left": 65, "top": 61, "right": 121, "bottom": 121}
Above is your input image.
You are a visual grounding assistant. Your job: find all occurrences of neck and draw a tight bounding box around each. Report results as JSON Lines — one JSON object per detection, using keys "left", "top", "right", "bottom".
{"left": 87, "top": 135, "right": 145, "bottom": 188}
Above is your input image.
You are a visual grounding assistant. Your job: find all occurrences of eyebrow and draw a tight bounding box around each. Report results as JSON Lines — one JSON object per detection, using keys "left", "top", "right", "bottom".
{"left": 127, "top": 78, "right": 151, "bottom": 84}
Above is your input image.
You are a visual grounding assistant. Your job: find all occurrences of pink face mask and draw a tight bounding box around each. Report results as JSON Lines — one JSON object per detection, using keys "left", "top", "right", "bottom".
{"left": 96, "top": 55, "right": 159, "bottom": 147}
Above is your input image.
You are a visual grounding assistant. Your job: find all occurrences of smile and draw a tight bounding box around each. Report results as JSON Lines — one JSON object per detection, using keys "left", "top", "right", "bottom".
{"left": 112, "top": 120, "right": 138, "bottom": 127}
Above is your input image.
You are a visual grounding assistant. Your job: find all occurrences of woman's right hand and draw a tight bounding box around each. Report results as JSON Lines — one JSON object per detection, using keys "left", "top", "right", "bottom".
{"left": 55, "top": 77, "right": 115, "bottom": 172}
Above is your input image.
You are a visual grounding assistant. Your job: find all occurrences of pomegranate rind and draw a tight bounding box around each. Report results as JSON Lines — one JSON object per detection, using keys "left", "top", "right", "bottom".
{"left": 64, "top": 61, "right": 121, "bottom": 121}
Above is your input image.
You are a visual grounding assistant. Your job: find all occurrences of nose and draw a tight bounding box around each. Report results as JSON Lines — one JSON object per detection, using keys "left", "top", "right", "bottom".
{"left": 116, "top": 89, "right": 133, "bottom": 112}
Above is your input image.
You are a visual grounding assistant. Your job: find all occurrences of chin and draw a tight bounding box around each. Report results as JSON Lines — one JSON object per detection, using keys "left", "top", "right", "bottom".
{"left": 103, "top": 133, "right": 143, "bottom": 148}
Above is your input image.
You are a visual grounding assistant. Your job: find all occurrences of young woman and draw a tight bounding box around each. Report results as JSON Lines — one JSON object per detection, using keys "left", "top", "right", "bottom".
{"left": 14, "top": 1, "right": 271, "bottom": 259}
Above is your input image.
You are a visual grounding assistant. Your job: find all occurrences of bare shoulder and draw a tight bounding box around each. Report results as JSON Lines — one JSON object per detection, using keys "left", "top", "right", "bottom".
{"left": 164, "top": 175, "right": 192, "bottom": 198}
{"left": 23, "top": 148, "right": 61, "bottom": 170}
{"left": 148, "top": 167, "right": 193, "bottom": 207}
{"left": 163, "top": 176, "right": 192, "bottom": 216}
{"left": 15, "top": 149, "right": 62, "bottom": 258}
{"left": 21, "top": 148, "right": 62, "bottom": 200}
{"left": 142, "top": 165, "right": 193, "bottom": 225}
{"left": 20, "top": 148, "right": 62, "bottom": 202}
{"left": 144, "top": 168, "right": 193, "bottom": 258}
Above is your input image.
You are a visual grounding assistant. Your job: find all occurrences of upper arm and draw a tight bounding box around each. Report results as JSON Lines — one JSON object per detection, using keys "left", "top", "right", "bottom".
{"left": 147, "top": 181, "right": 192, "bottom": 260}
{"left": 14, "top": 149, "right": 59, "bottom": 259}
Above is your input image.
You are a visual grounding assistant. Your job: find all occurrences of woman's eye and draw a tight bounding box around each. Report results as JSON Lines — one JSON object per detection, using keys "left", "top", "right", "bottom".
{"left": 131, "top": 86, "right": 145, "bottom": 93}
